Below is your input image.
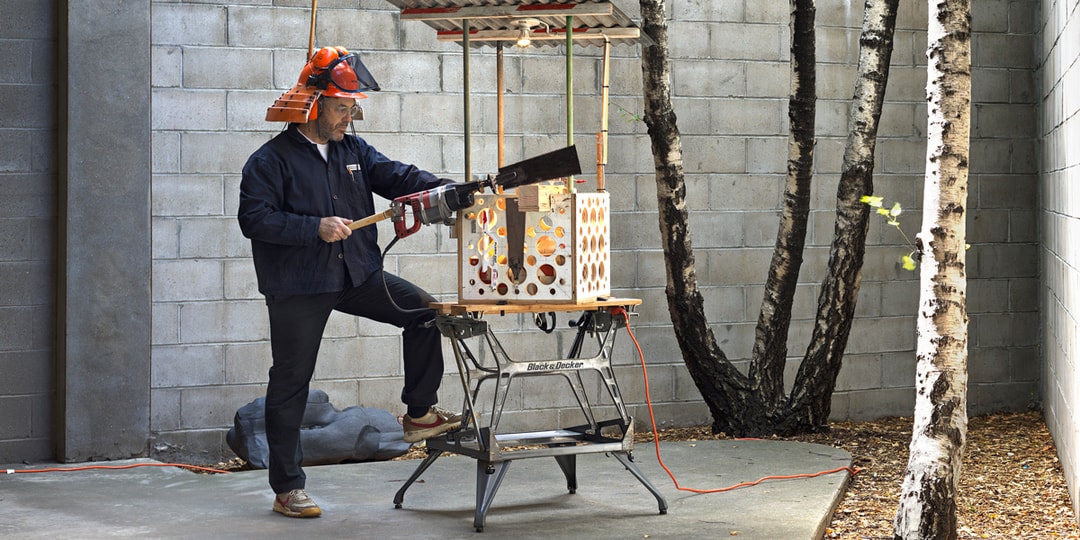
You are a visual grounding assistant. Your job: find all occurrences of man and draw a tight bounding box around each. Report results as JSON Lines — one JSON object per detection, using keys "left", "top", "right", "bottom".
{"left": 238, "top": 46, "right": 461, "bottom": 519}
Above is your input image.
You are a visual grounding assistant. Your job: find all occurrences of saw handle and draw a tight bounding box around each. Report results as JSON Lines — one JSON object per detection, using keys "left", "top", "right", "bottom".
{"left": 393, "top": 198, "right": 424, "bottom": 238}
{"left": 347, "top": 208, "right": 396, "bottom": 231}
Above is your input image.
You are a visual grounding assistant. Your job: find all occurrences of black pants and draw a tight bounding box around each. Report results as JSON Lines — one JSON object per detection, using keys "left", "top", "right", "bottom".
{"left": 263, "top": 271, "right": 443, "bottom": 494}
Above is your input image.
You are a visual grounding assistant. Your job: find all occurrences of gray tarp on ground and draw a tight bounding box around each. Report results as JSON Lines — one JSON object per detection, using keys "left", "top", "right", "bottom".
{"left": 226, "top": 389, "right": 410, "bottom": 467}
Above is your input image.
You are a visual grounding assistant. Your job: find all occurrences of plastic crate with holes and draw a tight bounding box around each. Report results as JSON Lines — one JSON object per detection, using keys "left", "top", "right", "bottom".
{"left": 458, "top": 184, "right": 610, "bottom": 303}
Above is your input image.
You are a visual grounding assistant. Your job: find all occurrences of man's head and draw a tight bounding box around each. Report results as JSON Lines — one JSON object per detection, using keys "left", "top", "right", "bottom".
{"left": 265, "top": 46, "right": 380, "bottom": 125}
{"left": 299, "top": 96, "right": 360, "bottom": 143}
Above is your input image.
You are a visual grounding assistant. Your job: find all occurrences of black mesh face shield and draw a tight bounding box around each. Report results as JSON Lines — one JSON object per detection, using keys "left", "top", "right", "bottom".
{"left": 316, "top": 53, "right": 381, "bottom": 96}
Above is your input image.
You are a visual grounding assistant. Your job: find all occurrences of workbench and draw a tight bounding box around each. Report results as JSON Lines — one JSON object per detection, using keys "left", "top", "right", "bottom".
{"left": 393, "top": 298, "right": 668, "bottom": 532}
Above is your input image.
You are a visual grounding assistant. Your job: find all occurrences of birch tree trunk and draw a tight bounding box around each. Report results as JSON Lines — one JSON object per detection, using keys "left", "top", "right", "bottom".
{"left": 784, "top": 0, "right": 900, "bottom": 430}
{"left": 639, "top": 0, "right": 752, "bottom": 433}
{"left": 893, "top": 0, "right": 971, "bottom": 537}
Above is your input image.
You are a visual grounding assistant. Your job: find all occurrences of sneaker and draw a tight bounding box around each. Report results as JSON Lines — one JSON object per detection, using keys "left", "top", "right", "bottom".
{"left": 403, "top": 406, "right": 463, "bottom": 443}
{"left": 273, "top": 488, "right": 322, "bottom": 518}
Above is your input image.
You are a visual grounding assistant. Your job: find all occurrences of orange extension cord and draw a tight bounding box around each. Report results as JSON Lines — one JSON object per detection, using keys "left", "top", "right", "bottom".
{"left": 8, "top": 310, "right": 859, "bottom": 487}
{"left": 5, "top": 462, "right": 231, "bottom": 475}
{"left": 611, "top": 306, "right": 859, "bottom": 494}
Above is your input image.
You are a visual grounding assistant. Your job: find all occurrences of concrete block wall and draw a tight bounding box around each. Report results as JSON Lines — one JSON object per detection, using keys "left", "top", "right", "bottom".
{"left": 1039, "top": 0, "right": 1080, "bottom": 521}
{"left": 0, "top": 0, "right": 1051, "bottom": 466}
{"left": 141, "top": 0, "right": 1043, "bottom": 461}
{"left": 0, "top": 0, "right": 56, "bottom": 462}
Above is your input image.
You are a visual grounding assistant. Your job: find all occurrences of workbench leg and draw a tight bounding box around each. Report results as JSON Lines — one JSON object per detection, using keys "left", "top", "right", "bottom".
{"left": 393, "top": 449, "right": 444, "bottom": 508}
{"left": 553, "top": 454, "right": 578, "bottom": 494}
{"left": 612, "top": 451, "right": 668, "bottom": 515}
{"left": 474, "top": 460, "right": 511, "bottom": 532}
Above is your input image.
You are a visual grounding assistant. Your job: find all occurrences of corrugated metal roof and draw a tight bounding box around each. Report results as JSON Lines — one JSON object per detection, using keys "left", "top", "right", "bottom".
{"left": 383, "top": 0, "right": 644, "bottom": 48}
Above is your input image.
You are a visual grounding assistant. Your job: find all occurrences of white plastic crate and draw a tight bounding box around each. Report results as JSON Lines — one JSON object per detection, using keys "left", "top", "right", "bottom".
{"left": 458, "top": 190, "right": 610, "bottom": 303}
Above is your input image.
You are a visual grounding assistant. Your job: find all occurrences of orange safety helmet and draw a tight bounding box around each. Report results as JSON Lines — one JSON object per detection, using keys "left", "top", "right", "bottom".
{"left": 266, "top": 46, "right": 381, "bottom": 123}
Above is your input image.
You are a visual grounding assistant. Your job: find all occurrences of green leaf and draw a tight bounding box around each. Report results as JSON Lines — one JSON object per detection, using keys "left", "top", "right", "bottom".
{"left": 889, "top": 202, "right": 903, "bottom": 217}
{"left": 861, "top": 195, "right": 884, "bottom": 207}
{"left": 901, "top": 254, "right": 917, "bottom": 271}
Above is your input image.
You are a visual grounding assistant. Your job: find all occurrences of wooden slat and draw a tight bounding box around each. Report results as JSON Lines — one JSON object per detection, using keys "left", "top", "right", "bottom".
{"left": 430, "top": 297, "right": 641, "bottom": 315}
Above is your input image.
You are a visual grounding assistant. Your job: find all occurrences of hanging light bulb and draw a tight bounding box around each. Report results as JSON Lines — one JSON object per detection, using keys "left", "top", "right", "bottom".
{"left": 516, "top": 25, "right": 531, "bottom": 47}
{"left": 513, "top": 18, "right": 541, "bottom": 48}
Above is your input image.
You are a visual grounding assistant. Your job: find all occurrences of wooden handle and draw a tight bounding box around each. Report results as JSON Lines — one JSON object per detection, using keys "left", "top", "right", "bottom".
{"left": 348, "top": 208, "right": 395, "bottom": 231}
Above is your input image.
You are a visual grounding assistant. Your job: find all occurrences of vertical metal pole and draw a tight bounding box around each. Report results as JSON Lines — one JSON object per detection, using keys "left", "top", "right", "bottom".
{"left": 463, "top": 19, "right": 471, "bottom": 183}
{"left": 565, "top": 16, "right": 574, "bottom": 192}
{"left": 497, "top": 42, "right": 505, "bottom": 168}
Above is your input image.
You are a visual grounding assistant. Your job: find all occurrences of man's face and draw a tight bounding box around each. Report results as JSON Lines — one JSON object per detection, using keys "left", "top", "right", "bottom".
{"left": 314, "top": 97, "right": 358, "bottom": 142}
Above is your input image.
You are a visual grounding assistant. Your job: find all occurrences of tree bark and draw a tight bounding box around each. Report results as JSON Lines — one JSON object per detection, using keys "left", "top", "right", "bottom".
{"left": 748, "top": 0, "right": 816, "bottom": 421}
{"left": 639, "top": 0, "right": 752, "bottom": 433}
{"left": 784, "top": 0, "right": 900, "bottom": 431}
{"left": 893, "top": 0, "right": 971, "bottom": 538}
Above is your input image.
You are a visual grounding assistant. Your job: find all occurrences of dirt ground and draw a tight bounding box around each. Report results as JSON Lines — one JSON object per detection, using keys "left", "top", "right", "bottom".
{"left": 641, "top": 410, "right": 1078, "bottom": 539}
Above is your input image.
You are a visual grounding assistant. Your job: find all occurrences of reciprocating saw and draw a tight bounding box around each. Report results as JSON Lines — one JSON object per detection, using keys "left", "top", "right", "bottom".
{"left": 347, "top": 145, "right": 582, "bottom": 239}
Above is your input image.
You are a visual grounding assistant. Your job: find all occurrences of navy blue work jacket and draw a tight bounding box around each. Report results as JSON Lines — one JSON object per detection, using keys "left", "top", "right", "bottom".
{"left": 238, "top": 124, "right": 442, "bottom": 296}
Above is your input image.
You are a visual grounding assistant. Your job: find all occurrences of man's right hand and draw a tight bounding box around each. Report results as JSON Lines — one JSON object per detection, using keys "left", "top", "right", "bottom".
{"left": 318, "top": 216, "right": 354, "bottom": 243}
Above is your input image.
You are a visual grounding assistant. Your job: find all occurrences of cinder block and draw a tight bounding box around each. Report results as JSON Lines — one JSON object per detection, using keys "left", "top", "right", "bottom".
{"left": 181, "top": 131, "right": 270, "bottom": 174}
{"left": 315, "top": 336, "right": 402, "bottom": 380}
{"left": 745, "top": 61, "right": 788, "bottom": 97}
{"left": 713, "top": 98, "right": 784, "bottom": 136}
{"left": 673, "top": 0, "right": 743, "bottom": 22}
{"left": 673, "top": 60, "right": 744, "bottom": 97}
{"left": 710, "top": 23, "right": 783, "bottom": 61}
{"left": 747, "top": 136, "right": 790, "bottom": 173}
{"left": 815, "top": 0, "right": 864, "bottom": 27}
{"left": 817, "top": 27, "right": 857, "bottom": 65}
{"left": 178, "top": 216, "right": 250, "bottom": 258}
{"left": 184, "top": 48, "right": 273, "bottom": 90}
{"left": 223, "top": 259, "right": 260, "bottom": 301}
{"left": 880, "top": 351, "right": 916, "bottom": 389}
{"left": 740, "top": 210, "right": 782, "bottom": 247}
{"left": 973, "top": 312, "right": 1039, "bottom": 348}
{"left": 373, "top": 52, "right": 443, "bottom": 95}
{"left": 179, "top": 300, "right": 268, "bottom": 344}
{"left": 879, "top": 278, "right": 920, "bottom": 317}
{"left": 845, "top": 316, "right": 915, "bottom": 354}
{"left": 153, "top": 259, "right": 224, "bottom": 303}
{"left": 681, "top": 135, "right": 746, "bottom": 173}
{"left": 151, "top": 4, "right": 226, "bottom": 47}
{"left": 153, "top": 88, "right": 226, "bottom": 131}
{"left": 152, "top": 344, "right": 226, "bottom": 388}
{"left": 878, "top": 138, "right": 925, "bottom": 174}
{"left": 226, "top": 90, "right": 286, "bottom": 132}
{"left": 359, "top": 133, "right": 443, "bottom": 173}
{"left": 610, "top": 210, "right": 662, "bottom": 251}
{"left": 832, "top": 387, "right": 915, "bottom": 421}
{"left": 0, "top": 305, "right": 32, "bottom": 351}
{"left": 969, "top": 381, "right": 1039, "bottom": 414}
{"left": 707, "top": 247, "right": 773, "bottom": 285}
{"left": 152, "top": 46, "right": 181, "bottom": 88}
{"left": 975, "top": 103, "right": 1037, "bottom": 138}
{"left": 181, "top": 384, "right": 266, "bottom": 429}
{"left": 835, "top": 354, "right": 884, "bottom": 392}
{"left": 150, "top": 388, "right": 181, "bottom": 431}
{"left": 668, "top": 21, "right": 713, "bottom": 58}
{"left": 226, "top": 7, "right": 318, "bottom": 49}
{"left": 225, "top": 342, "right": 271, "bottom": 385}
{"left": 152, "top": 175, "right": 224, "bottom": 217}
{"left": 671, "top": 97, "right": 711, "bottom": 135}
{"left": 316, "top": 9, "right": 400, "bottom": 52}
{"left": 883, "top": 66, "right": 928, "bottom": 103}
